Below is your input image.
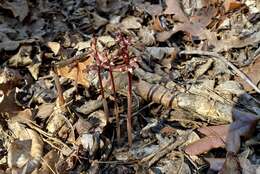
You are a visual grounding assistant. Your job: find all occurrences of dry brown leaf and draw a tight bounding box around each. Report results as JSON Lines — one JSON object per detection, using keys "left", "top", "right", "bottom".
{"left": 224, "top": 0, "right": 243, "bottom": 12}
{"left": 146, "top": 47, "right": 177, "bottom": 60}
{"left": 156, "top": 17, "right": 206, "bottom": 42}
{"left": 0, "top": 68, "right": 24, "bottom": 94}
{"left": 0, "top": 90, "right": 22, "bottom": 115}
{"left": 135, "top": 2, "right": 162, "bottom": 16}
{"left": 75, "top": 35, "right": 115, "bottom": 51}
{"left": 38, "top": 150, "right": 59, "bottom": 174}
{"left": 0, "top": 90, "right": 4, "bottom": 104}
{"left": 92, "top": 12, "right": 108, "bottom": 29}
{"left": 226, "top": 109, "right": 259, "bottom": 153}
{"left": 198, "top": 125, "right": 229, "bottom": 137}
{"left": 46, "top": 110, "right": 66, "bottom": 134}
{"left": 184, "top": 125, "right": 229, "bottom": 156}
{"left": 75, "top": 118, "right": 92, "bottom": 135}
{"left": 164, "top": 0, "right": 188, "bottom": 21}
{"left": 215, "top": 81, "right": 245, "bottom": 95}
{"left": 56, "top": 57, "right": 93, "bottom": 87}
{"left": 206, "top": 156, "right": 259, "bottom": 173}
{"left": 213, "top": 31, "right": 260, "bottom": 52}
{"left": 8, "top": 45, "right": 32, "bottom": 67}
{"left": 121, "top": 16, "right": 142, "bottom": 29}
{"left": 0, "top": 38, "right": 36, "bottom": 52}
{"left": 36, "top": 103, "right": 55, "bottom": 119}
{"left": 138, "top": 27, "right": 156, "bottom": 45}
{"left": 15, "top": 109, "right": 32, "bottom": 120}
{"left": 87, "top": 110, "right": 108, "bottom": 133}
{"left": 155, "top": 0, "right": 220, "bottom": 42}
{"left": 190, "top": 5, "right": 219, "bottom": 28}
{"left": 185, "top": 135, "right": 224, "bottom": 155}
{"left": 0, "top": 68, "right": 25, "bottom": 114}
{"left": 28, "top": 62, "right": 41, "bottom": 80}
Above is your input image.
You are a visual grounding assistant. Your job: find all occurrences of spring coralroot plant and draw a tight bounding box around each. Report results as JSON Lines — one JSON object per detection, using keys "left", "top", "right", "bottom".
{"left": 89, "top": 33, "right": 138, "bottom": 147}
{"left": 114, "top": 32, "right": 138, "bottom": 147}
{"left": 90, "top": 37, "right": 110, "bottom": 123}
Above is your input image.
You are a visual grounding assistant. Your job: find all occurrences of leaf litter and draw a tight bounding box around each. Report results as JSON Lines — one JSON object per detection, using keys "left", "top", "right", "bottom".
{"left": 0, "top": 0, "right": 260, "bottom": 173}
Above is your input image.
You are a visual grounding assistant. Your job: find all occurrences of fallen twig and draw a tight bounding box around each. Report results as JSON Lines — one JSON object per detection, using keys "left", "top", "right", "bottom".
{"left": 54, "top": 51, "right": 91, "bottom": 68}
{"left": 53, "top": 68, "right": 65, "bottom": 109}
{"left": 140, "top": 135, "right": 186, "bottom": 167}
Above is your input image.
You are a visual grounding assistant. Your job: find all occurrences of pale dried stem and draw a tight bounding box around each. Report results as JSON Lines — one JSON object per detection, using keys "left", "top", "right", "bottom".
{"left": 53, "top": 68, "right": 65, "bottom": 111}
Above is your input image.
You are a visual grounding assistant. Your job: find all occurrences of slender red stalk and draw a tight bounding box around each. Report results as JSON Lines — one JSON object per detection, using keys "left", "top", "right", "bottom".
{"left": 116, "top": 33, "right": 133, "bottom": 147}
{"left": 126, "top": 71, "right": 132, "bottom": 146}
{"left": 104, "top": 51, "right": 121, "bottom": 143}
{"left": 91, "top": 38, "right": 109, "bottom": 123}
{"left": 97, "top": 66, "right": 109, "bottom": 123}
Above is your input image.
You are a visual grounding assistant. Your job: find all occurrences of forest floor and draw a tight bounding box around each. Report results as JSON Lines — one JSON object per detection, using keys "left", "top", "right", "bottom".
{"left": 0, "top": 0, "right": 260, "bottom": 173}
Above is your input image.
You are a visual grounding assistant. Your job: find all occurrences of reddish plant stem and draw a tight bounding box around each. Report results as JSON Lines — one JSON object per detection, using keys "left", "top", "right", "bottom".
{"left": 117, "top": 33, "right": 133, "bottom": 147}
{"left": 108, "top": 67, "right": 121, "bottom": 143}
{"left": 92, "top": 38, "right": 110, "bottom": 123}
{"left": 105, "top": 50, "right": 121, "bottom": 143}
{"left": 97, "top": 66, "right": 110, "bottom": 123}
{"left": 127, "top": 71, "right": 133, "bottom": 146}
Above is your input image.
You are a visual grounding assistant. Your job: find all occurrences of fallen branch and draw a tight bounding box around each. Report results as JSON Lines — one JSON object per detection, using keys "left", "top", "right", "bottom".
{"left": 134, "top": 80, "right": 233, "bottom": 123}
{"left": 140, "top": 135, "right": 187, "bottom": 167}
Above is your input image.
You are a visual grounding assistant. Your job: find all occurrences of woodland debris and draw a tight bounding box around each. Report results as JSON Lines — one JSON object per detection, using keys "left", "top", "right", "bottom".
{"left": 0, "top": 0, "right": 260, "bottom": 173}
{"left": 134, "top": 80, "right": 233, "bottom": 123}
{"left": 180, "top": 50, "right": 260, "bottom": 94}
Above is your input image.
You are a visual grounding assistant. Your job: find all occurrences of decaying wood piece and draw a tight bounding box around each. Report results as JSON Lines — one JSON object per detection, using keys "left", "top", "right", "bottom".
{"left": 134, "top": 80, "right": 233, "bottom": 123}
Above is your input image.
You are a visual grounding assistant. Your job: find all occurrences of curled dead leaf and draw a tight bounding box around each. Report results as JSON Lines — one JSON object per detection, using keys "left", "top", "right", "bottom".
{"left": 7, "top": 125, "right": 43, "bottom": 174}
